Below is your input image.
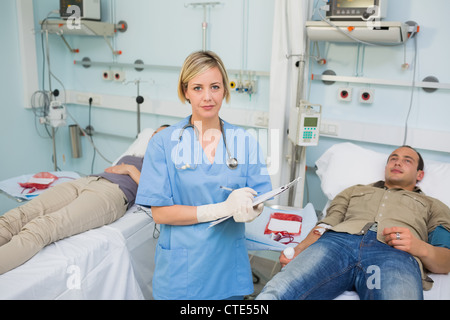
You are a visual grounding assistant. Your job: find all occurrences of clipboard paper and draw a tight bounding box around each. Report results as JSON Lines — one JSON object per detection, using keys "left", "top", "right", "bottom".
{"left": 208, "top": 177, "right": 301, "bottom": 228}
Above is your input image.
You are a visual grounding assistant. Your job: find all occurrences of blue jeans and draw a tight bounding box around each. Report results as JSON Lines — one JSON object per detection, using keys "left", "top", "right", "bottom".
{"left": 256, "top": 231, "right": 423, "bottom": 300}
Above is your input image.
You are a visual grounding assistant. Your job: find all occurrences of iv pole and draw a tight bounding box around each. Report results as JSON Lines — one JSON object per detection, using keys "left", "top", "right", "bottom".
{"left": 185, "top": 2, "right": 222, "bottom": 51}
{"left": 287, "top": 1, "right": 313, "bottom": 207}
{"left": 136, "top": 80, "right": 144, "bottom": 137}
{"left": 125, "top": 79, "right": 146, "bottom": 137}
{"left": 288, "top": 53, "right": 308, "bottom": 207}
{"left": 45, "top": 29, "right": 58, "bottom": 171}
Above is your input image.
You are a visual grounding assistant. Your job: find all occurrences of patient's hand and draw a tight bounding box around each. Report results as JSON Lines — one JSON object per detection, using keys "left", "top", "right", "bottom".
{"left": 279, "top": 252, "right": 291, "bottom": 268}
{"left": 104, "top": 163, "right": 141, "bottom": 184}
{"left": 279, "top": 227, "right": 324, "bottom": 267}
{"left": 383, "top": 226, "right": 450, "bottom": 274}
{"left": 383, "top": 227, "right": 425, "bottom": 257}
{"left": 279, "top": 247, "right": 300, "bottom": 268}
{"left": 104, "top": 163, "right": 135, "bottom": 176}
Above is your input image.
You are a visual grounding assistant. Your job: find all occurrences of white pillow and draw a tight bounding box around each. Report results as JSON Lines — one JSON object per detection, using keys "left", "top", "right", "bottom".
{"left": 419, "top": 159, "right": 450, "bottom": 208}
{"left": 315, "top": 143, "right": 386, "bottom": 201}
{"left": 112, "top": 128, "right": 155, "bottom": 165}
{"left": 315, "top": 142, "right": 450, "bottom": 208}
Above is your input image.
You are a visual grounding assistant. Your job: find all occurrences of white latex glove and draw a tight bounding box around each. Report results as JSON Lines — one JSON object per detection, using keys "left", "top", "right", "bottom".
{"left": 197, "top": 187, "right": 261, "bottom": 223}
{"left": 233, "top": 201, "right": 264, "bottom": 223}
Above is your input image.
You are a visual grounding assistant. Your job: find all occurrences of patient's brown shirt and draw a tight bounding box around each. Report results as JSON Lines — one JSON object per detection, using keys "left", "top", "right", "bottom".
{"left": 320, "top": 181, "right": 450, "bottom": 290}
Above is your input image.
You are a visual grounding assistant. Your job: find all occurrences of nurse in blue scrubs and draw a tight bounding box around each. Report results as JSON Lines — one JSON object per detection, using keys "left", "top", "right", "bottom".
{"left": 136, "top": 51, "right": 272, "bottom": 300}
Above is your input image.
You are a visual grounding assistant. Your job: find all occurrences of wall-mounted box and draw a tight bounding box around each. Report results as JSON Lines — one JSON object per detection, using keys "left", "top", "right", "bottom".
{"left": 306, "top": 21, "right": 408, "bottom": 44}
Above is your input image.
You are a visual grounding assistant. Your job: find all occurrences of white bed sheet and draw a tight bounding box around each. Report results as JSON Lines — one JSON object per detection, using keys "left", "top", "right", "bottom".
{"left": 0, "top": 205, "right": 157, "bottom": 300}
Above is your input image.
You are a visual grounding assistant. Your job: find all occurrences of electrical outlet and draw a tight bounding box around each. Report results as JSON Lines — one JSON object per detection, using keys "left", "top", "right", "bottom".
{"left": 359, "top": 89, "right": 374, "bottom": 104}
{"left": 114, "top": 71, "right": 126, "bottom": 82}
{"left": 338, "top": 87, "right": 352, "bottom": 102}
{"left": 76, "top": 94, "right": 102, "bottom": 106}
{"left": 320, "top": 121, "right": 339, "bottom": 136}
{"left": 253, "top": 112, "right": 268, "bottom": 126}
{"left": 102, "top": 70, "right": 113, "bottom": 81}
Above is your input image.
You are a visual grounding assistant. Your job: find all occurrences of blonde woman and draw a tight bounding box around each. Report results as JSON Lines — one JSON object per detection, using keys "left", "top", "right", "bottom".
{"left": 136, "top": 51, "right": 272, "bottom": 300}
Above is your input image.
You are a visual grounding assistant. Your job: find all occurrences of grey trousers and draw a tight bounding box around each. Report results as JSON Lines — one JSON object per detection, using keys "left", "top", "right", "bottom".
{"left": 0, "top": 176, "right": 128, "bottom": 274}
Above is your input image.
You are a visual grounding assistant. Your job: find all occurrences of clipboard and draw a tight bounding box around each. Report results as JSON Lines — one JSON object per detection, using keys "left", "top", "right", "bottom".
{"left": 252, "top": 177, "right": 301, "bottom": 206}
{"left": 208, "top": 177, "right": 301, "bottom": 228}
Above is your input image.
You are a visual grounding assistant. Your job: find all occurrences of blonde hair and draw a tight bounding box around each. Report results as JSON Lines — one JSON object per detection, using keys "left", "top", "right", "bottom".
{"left": 177, "top": 51, "right": 230, "bottom": 104}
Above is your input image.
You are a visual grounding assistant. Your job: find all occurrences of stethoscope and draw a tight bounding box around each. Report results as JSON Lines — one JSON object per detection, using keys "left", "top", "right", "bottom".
{"left": 175, "top": 116, "right": 238, "bottom": 170}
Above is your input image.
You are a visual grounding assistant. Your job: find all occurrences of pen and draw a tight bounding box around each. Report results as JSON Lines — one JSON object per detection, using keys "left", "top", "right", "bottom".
{"left": 220, "top": 186, "right": 234, "bottom": 192}
{"left": 220, "top": 186, "right": 259, "bottom": 196}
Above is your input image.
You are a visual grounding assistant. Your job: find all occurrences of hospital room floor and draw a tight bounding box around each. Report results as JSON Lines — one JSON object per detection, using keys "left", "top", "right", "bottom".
{"left": 246, "top": 254, "right": 282, "bottom": 299}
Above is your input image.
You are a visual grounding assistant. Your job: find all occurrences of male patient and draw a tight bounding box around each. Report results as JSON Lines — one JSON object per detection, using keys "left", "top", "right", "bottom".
{"left": 257, "top": 145, "right": 450, "bottom": 300}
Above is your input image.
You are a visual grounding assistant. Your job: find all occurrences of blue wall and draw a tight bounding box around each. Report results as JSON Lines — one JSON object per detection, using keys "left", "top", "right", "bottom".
{"left": 31, "top": 0, "right": 274, "bottom": 175}
{"left": 0, "top": 1, "right": 54, "bottom": 212}
{"left": 305, "top": 0, "right": 450, "bottom": 210}
{"left": 308, "top": 0, "right": 450, "bottom": 133}
{"left": 1, "top": 0, "right": 449, "bottom": 215}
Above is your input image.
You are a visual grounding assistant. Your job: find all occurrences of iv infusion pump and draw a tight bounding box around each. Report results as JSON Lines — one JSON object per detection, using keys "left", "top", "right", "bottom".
{"left": 39, "top": 100, "right": 67, "bottom": 128}
{"left": 47, "top": 101, "right": 67, "bottom": 128}
{"left": 288, "top": 101, "right": 322, "bottom": 147}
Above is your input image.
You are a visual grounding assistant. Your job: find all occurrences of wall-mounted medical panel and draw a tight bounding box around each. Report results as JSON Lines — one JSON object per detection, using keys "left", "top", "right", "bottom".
{"left": 306, "top": 21, "right": 408, "bottom": 44}
{"left": 40, "top": 19, "right": 126, "bottom": 55}
{"left": 320, "top": 117, "right": 450, "bottom": 153}
{"left": 40, "top": 19, "right": 116, "bottom": 36}
{"left": 65, "top": 90, "right": 270, "bottom": 130}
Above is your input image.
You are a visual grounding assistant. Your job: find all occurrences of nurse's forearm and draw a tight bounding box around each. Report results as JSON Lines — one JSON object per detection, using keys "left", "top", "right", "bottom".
{"left": 152, "top": 205, "right": 199, "bottom": 225}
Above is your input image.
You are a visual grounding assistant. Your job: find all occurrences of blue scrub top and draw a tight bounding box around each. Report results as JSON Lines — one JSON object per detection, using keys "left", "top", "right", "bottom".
{"left": 136, "top": 116, "right": 272, "bottom": 300}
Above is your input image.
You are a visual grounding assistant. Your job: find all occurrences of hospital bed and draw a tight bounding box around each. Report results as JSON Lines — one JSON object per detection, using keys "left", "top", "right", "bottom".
{"left": 0, "top": 204, "right": 156, "bottom": 299}
{"left": 315, "top": 142, "right": 450, "bottom": 300}
{"left": 0, "top": 129, "right": 159, "bottom": 300}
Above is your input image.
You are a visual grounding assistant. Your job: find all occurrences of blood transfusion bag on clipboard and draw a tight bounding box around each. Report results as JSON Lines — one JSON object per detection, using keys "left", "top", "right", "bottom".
{"left": 264, "top": 212, "right": 302, "bottom": 236}
{"left": 18, "top": 172, "right": 58, "bottom": 191}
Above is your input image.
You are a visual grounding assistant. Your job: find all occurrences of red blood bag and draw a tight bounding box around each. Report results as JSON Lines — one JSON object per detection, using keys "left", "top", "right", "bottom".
{"left": 19, "top": 172, "right": 58, "bottom": 191}
{"left": 264, "top": 212, "right": 302, "bottom": 236}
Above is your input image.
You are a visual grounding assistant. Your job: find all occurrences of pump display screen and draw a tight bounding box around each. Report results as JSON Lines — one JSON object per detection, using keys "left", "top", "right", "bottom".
{"left": 304, "top": 117, "right": 318, "bottom": 127}
{"left": 336, "top": 0, "right": 375, "bottom": 8}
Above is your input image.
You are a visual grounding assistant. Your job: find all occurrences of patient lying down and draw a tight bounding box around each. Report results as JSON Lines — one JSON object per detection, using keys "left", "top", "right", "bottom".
{"left": 0, "top": 125, "right": 167, "bottom": 275}
{"left": 256, "top": 145, "right": 450, "bottom": 300}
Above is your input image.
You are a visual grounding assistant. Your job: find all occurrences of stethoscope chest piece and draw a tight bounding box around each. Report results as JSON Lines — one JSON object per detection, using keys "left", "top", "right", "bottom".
{"left": 227, "top": 157, "right": 238, "bottom": 170}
